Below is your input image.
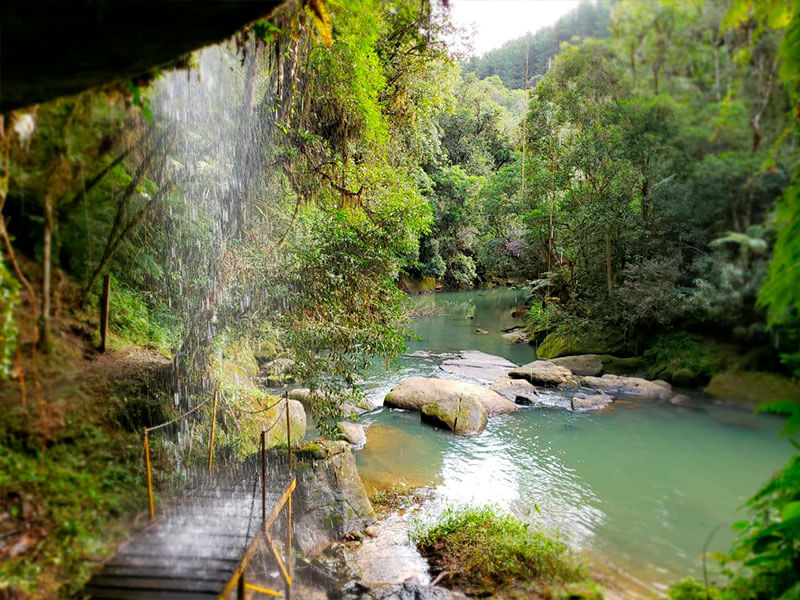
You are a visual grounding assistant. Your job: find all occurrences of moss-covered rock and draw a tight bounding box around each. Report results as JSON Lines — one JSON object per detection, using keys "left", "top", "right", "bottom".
{"left": 597, "top": 355, "right": 644, "bottom": 375}
{"left": 536, "top": 325, "right": 622, "bottom": 360}
{"left": 263, "top": 398, "right": 307, "bottom": 447}
{"left": 644, "top": 332, "right": 737, "bottom": 386}
{"left": 399, "top": 275, "right": 438, "bottom": 294}
{"left": 273, "top": 439, "right": 376, "bottom": 556}
{"left": 421, "top": 396, "right": 487, "bottom": 434}
{"left": 705, "top": 371, "right": 800, "bottom": 408}
{"left": 551, "top": 355, "right": 604, "bottom": 377}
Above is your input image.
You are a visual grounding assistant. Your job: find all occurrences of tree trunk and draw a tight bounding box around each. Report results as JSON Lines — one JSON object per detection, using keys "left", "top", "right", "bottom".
{"left": 39, "top": 193, "right": 55, "bottom": 351}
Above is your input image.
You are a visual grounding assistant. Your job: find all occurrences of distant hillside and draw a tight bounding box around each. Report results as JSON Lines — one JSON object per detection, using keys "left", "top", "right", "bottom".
{"left": 464, "top": 1, "right": 612, "bottom": 89}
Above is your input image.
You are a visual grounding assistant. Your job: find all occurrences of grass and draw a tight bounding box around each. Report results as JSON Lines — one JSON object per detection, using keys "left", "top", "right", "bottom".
{"left": 368, "top": 482, "right": 431, "bottom": 515}
{"left": 0, "top": 396, "right": 144, "bottom": 598}
{"left": 411, "top": 505, "right": 603, "bottom": 599}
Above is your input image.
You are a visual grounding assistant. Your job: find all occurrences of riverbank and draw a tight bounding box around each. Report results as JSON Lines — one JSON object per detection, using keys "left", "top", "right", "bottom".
{"left": 350, "top": 288, "right": 794, "bottom": 596}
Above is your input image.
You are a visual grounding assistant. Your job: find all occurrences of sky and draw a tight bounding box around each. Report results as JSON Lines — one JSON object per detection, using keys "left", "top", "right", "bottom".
{"left": 447, "top": 0, "right": 584, "bottom": 56}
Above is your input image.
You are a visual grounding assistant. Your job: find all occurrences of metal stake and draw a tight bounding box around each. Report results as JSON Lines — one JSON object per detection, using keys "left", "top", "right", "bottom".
{"left": 208, "top": 388, "right": 218, "bottom": 471}
{"left": 260, "top": 429, "right": 266, "bottom": 524}
{"left": 143, "top": 426, "right": 155, "bottom": 522}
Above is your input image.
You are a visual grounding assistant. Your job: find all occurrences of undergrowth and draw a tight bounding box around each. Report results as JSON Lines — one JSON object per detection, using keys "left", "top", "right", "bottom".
{"left": 0, "top": 396, "right": 143, "bottom": 598}
{"left": 411, "top": 505, "right": 602, "bottom": 599}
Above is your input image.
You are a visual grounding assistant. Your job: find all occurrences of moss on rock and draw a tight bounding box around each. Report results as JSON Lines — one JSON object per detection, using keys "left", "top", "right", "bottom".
{"left": 705, "top": 371, "right": 800, "bottom": 408}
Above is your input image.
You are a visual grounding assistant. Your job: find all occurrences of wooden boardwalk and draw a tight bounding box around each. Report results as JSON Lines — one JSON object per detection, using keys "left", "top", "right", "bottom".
{"left": 83, "top": 462, "right": 295, "bottom": 600}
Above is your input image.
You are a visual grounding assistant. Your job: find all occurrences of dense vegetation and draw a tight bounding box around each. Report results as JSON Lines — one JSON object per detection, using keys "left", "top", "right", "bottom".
{"left": 0, "top": 0, "right": 799, "bottom": 597}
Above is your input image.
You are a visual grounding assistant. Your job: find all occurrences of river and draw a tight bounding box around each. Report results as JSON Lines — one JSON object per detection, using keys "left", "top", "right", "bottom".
{"left": 353, "top": 288, "right": 793, "bottom": 594}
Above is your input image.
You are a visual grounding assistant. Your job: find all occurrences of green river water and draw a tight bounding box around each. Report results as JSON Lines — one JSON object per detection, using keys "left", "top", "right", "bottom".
{"left": 354, "top": 288, "right": 793, "bottom": 593}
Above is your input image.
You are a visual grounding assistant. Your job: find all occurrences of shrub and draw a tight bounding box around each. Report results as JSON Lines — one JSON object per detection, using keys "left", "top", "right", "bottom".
{"left": 411, "top": 505, "right": 596, "bottom": 598}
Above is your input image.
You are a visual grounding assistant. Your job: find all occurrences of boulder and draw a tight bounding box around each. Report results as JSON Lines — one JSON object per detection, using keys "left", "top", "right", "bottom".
{"left": 440, "top": 350, "right": 518, "bottom": 384}
{"left": 581, "top": 374, "right": 673, "bottom": 400}
{"left": 271, "top": 440, "right": 376, "bottom": 556}
{"left": 263, "top": 399, "right": 306, "bottom": 447}
{"left": 571, "top": 391, "right": 613, "bottom": 411}
{"left": 551, "top": 354, "right": 603, "bottom": 377}
{"left": 421, "top": 396, "right": 487, "bottom": 434}
{"left": 508, "top": 360, "right": 577, "bottom": 386}
{"left": 289, "top": 388, "right": 372, "bottom": 418}
{"left": 489, "top": 375, "right": 540, "bottom": 405}
{"left": 338, "top": 422, "right": 367, "bottom": 449}
{"left": 384, "top": 377, "right": 517, "bottom": 415}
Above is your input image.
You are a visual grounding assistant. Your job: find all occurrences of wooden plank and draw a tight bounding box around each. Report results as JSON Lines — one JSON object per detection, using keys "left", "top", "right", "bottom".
{"left": 86, "top": 576, "right": 222, "bottom": 592}
{"left": 105, "top": 557, "right": 238, "bottom": 571}
{"left": 84, "top": 587, "right": 217, "bottom": 600}
{"left": 99, "top": 566, "right": 231, "bottom": 581}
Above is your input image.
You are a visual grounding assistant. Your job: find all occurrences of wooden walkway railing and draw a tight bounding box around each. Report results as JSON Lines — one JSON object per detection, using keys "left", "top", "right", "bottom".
{"left": 83, "top": 398, "right": 296, "bottom": 600}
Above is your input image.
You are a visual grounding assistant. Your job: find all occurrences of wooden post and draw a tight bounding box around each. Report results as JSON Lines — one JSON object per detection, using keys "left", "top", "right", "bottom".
{"left": 260, "top": 429, "right": 266, "bottom": 525}
{"left": 143, "top": 427, "right": 155, "bottom": 522}
{"left": 286, "top": 397, "right": 293, "bottom": 472}
{"left": 237, "top": 572, "right": 246, "bottom": 600}
{"left": 99, "top": 274, "right": 110, "bottom": 352}
{"left": 285, "top": 397, "right": 293, "bottom": 600}
{"left": 286, "top": 490, "right": 293, "bottom": 600}
{"left": 207, "top": 388, "right": 218, "bottom": 471}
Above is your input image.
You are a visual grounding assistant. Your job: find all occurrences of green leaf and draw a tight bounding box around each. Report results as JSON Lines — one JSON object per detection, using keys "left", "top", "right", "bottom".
{"left": 781, "top": 501, "right": 800, "bottom": 522}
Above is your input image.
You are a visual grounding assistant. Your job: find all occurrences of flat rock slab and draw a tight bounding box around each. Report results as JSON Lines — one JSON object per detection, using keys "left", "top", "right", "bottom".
{"left": 384, "top": 376, "right": 517, "bottom": 416}
{"left": 421, "top": 396, "right": 487, "bottom": 434}
{"left": 439, "top": 350, "right": 518, "bottom": 384}
{"left": 509, "top": 360, "right": 577, "bottom": 386}
{"left": 581, "top": 374, "right": 673, "bottom": 400}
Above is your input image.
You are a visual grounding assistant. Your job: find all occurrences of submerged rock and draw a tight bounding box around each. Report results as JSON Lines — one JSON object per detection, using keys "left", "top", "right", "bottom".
{"left": 571, "top": 391, "right": 613, "bottom": 411}
{"left": 509, "top": 360, "right": 577, "bottom": 386}
{"left": 581, "top": 374, "right": 673, "bottom": 400}
{"left": 551, "top": 354, "right": 603, "bottom": 377}
{"left": 489, "top": 375, "right": 540, "bottom": 405}
{"left": 421, "top": 396, "right": 488, "bottom": 434}
{"left": 338, "top": 421, "right": 367, "bottom": 449}
{"left": 501, "top": 326, "right": 529, "bottom": 344}
{"left": 439, "top": 350, "right": 517, "bottom": 384}
{"left": 384, "top": 377, "right": 516, "bottom": 416}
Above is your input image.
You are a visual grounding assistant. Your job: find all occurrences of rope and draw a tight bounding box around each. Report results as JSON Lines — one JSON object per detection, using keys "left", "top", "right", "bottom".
{"left": 145, "top": 399, "right": 209, "bottom": 433}
{"left": 228, "top": 391, "right": 288, "bottom": 415}
{"left": 261, "top": 400, "right": 289, "bottom": 436}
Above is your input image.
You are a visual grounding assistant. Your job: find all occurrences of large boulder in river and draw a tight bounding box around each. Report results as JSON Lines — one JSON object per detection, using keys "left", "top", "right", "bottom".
{"left": 551, "top": 355, "right": 604, "bottom": 377}
{"left": 489, "top": 375, "right": 541, "bottom": 405}
{"left": 421, "top": 396, "right": 487, "bottom": 434}
{"left": 509, "top": 360, "right": 578, "bottom": 387}
{"left": 440, "top": 350, "right": 517, "bottom": 384}
{"left": 581, "top": 374, "right": 673, "bottom": 400}
{"left": 384, "top": 377, "right": 517, "bottom": 415}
